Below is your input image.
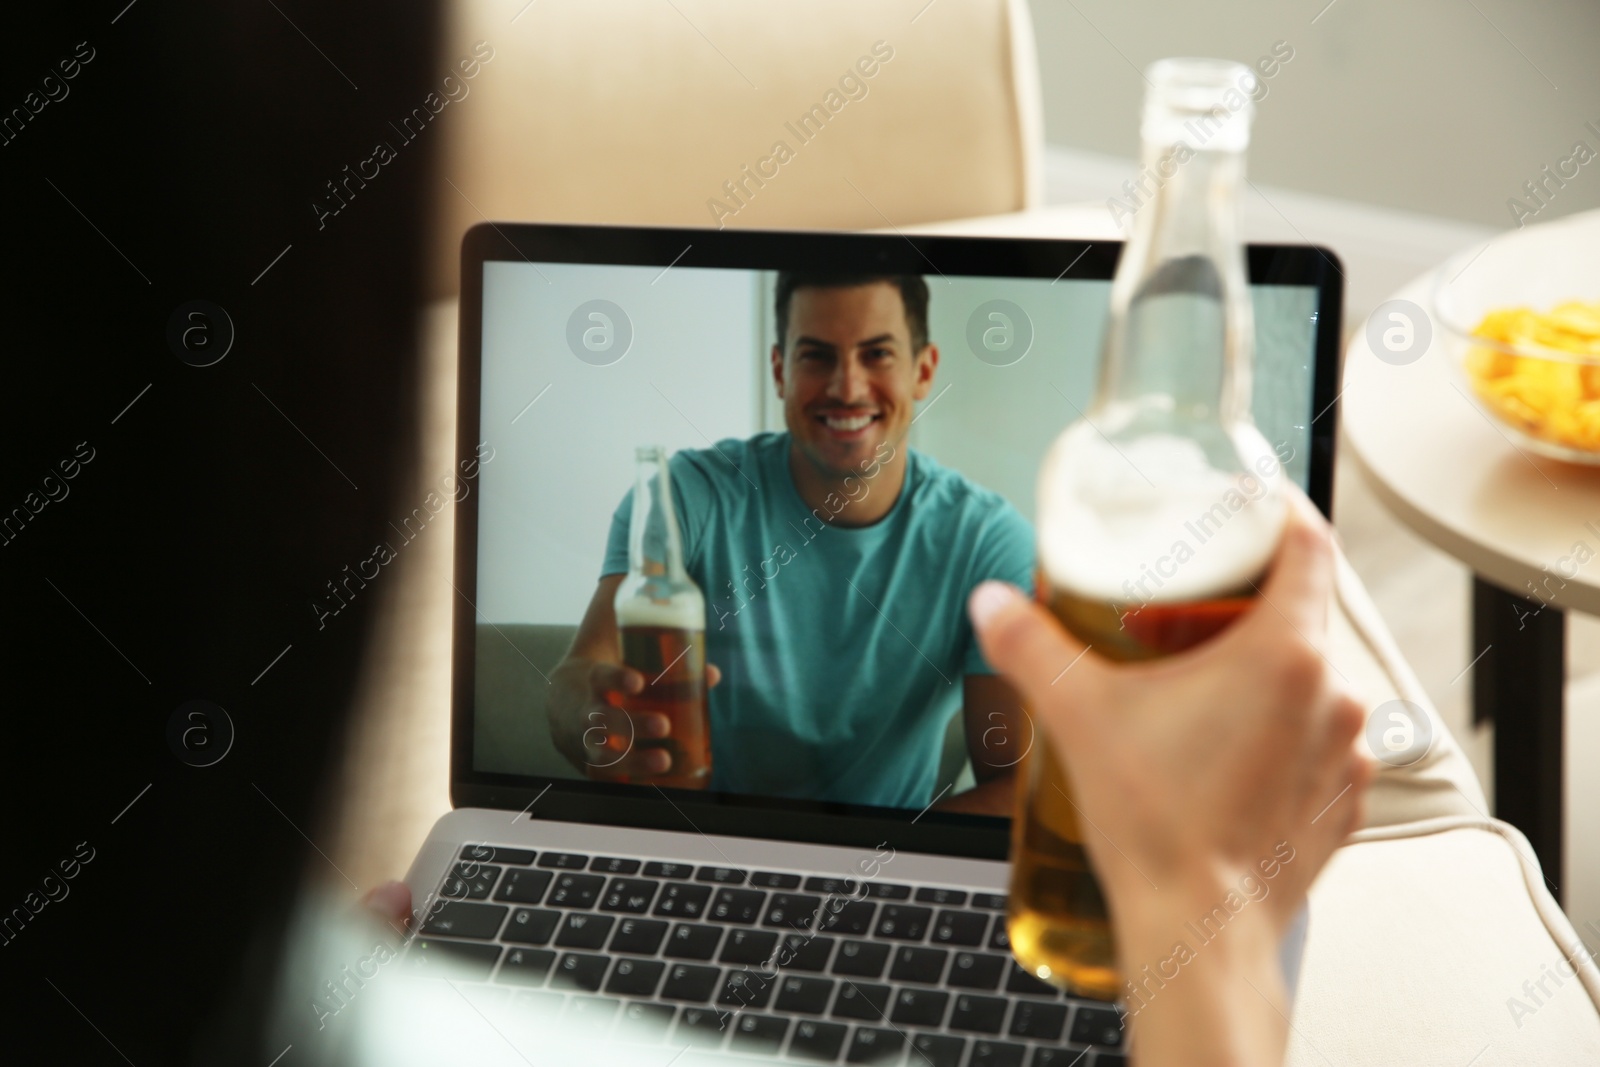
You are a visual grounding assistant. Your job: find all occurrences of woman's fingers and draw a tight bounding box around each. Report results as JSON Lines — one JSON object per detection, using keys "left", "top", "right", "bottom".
{"left": 361, "top": 880, "right": 412, "bottom": 930}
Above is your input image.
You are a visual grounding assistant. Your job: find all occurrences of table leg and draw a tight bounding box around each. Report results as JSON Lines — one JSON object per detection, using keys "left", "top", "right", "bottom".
{"left": 1471, "top": 576, "right": 1564, "bottom": 901}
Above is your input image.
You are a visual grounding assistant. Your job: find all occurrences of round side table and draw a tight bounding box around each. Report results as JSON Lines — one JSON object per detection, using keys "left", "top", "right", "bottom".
{"left": 1341, "top": 208, "right": 1600, "bottom": 899}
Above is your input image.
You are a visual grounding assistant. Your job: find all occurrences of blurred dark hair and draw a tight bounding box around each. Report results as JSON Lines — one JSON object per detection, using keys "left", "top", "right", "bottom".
{"left": 773, "top": 272, "right": 930, "bottom": 352}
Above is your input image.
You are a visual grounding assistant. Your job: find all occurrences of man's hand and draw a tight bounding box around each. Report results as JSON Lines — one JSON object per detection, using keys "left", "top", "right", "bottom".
{"left": 548, "top": 658, "right": 721, "bottom": 781}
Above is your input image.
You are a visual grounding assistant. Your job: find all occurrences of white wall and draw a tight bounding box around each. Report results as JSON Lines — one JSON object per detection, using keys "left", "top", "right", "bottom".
{"left": 477, "top": 262, "right": 760, "bottom": 623}
{"left": 1029, "top": 0, "right": 1600, "bottom": 230}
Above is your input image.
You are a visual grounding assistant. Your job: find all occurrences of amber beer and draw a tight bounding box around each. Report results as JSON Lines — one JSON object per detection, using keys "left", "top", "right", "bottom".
{"left": 1007, "top": 580, "right": 1263, "bottom": 1001}
{"left": 613, "top": 611, "right": 712, "bottom": 789}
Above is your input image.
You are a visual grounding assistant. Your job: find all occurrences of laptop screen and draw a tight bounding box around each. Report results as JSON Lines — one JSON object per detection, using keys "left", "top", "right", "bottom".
{"left": 456, "top": 226, "right": 1338, "bottom": 842}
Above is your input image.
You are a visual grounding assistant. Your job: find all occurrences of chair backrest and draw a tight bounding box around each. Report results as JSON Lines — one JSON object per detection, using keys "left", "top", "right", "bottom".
{"left": 430, "top": 0, "right": 1044, "bottom": 297}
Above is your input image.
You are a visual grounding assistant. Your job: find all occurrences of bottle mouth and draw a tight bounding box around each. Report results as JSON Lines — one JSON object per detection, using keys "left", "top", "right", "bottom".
{"left": 1141, "top": 58, "right": 1256, "bottom": 152}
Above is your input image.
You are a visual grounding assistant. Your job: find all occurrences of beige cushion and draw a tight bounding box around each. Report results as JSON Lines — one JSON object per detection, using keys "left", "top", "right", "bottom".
{"left": 1297, "top": 819, "right": 1600, "bottom": 1065}
{"left": 431, "top": 0, "right": 1044, "bottom": 296}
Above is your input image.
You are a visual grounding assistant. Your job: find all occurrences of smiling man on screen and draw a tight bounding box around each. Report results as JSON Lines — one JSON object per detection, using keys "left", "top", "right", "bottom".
{"left": 548, "top": 271, "right": 1035, "bottom": 815}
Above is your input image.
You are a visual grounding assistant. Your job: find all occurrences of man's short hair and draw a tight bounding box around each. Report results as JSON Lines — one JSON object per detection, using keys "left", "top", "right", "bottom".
{"left": 774, "top": 272, "right": 930, "bottom": 354}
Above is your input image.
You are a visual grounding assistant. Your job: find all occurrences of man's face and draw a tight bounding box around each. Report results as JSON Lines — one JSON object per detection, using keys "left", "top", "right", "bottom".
{"left": 771, "top": 282, "right": 938, "bottom": 478}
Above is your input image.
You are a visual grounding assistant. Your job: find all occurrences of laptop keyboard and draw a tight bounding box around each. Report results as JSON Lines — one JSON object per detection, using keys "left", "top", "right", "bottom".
{"left": 406, "top": 845, "right": 1128, "bottom": 1066}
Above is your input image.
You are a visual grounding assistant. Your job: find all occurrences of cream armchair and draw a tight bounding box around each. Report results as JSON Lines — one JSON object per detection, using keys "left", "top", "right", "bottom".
{"left": 332, "top": 2, "right": 1600, "bottom": 1063}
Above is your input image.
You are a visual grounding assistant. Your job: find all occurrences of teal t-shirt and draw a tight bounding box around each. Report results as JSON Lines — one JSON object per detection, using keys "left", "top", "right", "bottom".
{"left": 602, "top": 432, "right": 1034, "bottom": 809}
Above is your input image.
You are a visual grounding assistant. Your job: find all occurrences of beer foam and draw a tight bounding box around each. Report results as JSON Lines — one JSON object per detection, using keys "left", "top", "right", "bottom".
{"left": 1037, "top": 430, "right": 1286, "bottom": 604}
{"left": 615, "top": 589, "right": 706, "bottom": 630}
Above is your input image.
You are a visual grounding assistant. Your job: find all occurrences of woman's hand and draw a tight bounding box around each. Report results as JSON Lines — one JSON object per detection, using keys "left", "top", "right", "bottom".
{"left": 969, "top": 493, "right": 1373, "bottom": 1067}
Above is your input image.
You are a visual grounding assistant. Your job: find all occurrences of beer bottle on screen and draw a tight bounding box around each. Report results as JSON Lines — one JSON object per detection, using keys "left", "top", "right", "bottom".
{"left": 612, "top": 446, "right": 712, "bottom": 789}
{"left": 1008, "top": 59, "right": 1290, "bottom": 1000}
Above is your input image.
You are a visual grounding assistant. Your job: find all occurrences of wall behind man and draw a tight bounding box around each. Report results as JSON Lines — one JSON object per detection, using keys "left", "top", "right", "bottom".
{"left": 1030, "top": 0, "right": 1600, "bottom": 230}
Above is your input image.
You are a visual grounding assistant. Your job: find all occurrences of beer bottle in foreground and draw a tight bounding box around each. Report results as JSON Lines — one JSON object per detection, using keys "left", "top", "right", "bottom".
{"left": 1008, "top": 58, "right": 1289, "bottom": 1000}
{"left": 611, "top": 446, "right": 712, "bottom": 789}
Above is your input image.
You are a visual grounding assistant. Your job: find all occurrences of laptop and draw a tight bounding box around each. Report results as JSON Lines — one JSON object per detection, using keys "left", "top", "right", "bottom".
{"left": 393, "top": 222, "right": 1344, "bottom": 1066}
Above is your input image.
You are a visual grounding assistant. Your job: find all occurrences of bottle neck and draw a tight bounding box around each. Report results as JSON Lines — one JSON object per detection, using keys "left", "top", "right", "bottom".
{"left": 630, "top": 451, "right": 688, "bottom": 581}
{"left": 1096, "top": 142, "right": 1253, "bottom": 430}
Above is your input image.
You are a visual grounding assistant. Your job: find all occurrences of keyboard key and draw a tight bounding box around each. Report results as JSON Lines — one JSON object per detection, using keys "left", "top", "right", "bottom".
{"left": 718, "top": 968, "right": 775, "bottom": 1010}
{"left": 600, "top": 877, "right": 660, "bottom": 914}
{"left": 604, "top": 957, "right": 665, "bottom": 997}
{"left": 546, "top": 873, "right": 605, "bottom": 908}
{"left": 832, "top": 981, "right": 891, "bottom": 1021}
{"left": 971, "top": 892, "right": 1007, "bottom": 910}
{"left": 643, "top": 861, "right": 694, "bottom": 880}
{"left": 695, "top": 866, "right": 748, "bottom": 885}
{"left": 653, "top": 882, "right": 712, "bottom": 919}
{"left": 846, "top": 1026, "right": 904, "bottom": 1063}
{"left": 1033, "top": 1051, "right": 1094, "bottom": 1067}
{"left": 947, "top": 952, "right": 1007, "bottom": 990}
{"left": 910, "top": 1032, "right": 967, "bottom": 1067}
{"left": 660, "top": 963, "right": 721, "bottom": 1002}
{"left": 1070, "top": 1005, "right": 1126, "bottom": 1047}
{"left": 1005, "top": 962, "right": 1059, "bottom": 998}
{"left": 805, "top": 876, "right": 860, "bottom": 896}
{"left": 988, "top": 920, "right": 1011, "bottom": 952}
{"left": 914, "top": 887, "right": 967, "bottom": 906}
{"left": 949, "top": 994, "right": 1008, "bottom": 1034}
{"left": 819, "top": 901, "right": 876, "bottom": 936}
{"left": 503, "top": 908, "right": 560, "bottom": 945}
{"left": 589, "top": 856, "right": 640, "bottom": 875}
{"left": 763, "top": 894, "right": 822, "bottom": 931}
{"left": 496, "top": 947, "right": 555, "bottom": 986}
{"left": 729, "top": 1013, "right": 789, "bottom": 1055}
{"left": 775, "top": 975, "right": 835, "bottom": 1014}
{"left": 403, "top": 938, "right": 501, "bottom": 980}
{"left": 554, "top": 912, "right": 615, "bottom": 950}
{"left": 461, "top": 844, "right": 535, "bottom": 866}
{"left": 1009, "top": 1000, "right": 1068, "bottom": 1041}
{"left": 970, "top": 1039, "right": 1027, "bottom": 1066}
{"left": 751, "top": 871, "right": 801, "bottom": 889}
{"left": 832, "top": 940, "right": 889, "bottom": 978}
{"left": 608, "top": 917, "right": 668, "bottom": 955}
{"left": 664, "top": 923, "right": 723, "bottom": 960}
{"left": 709, "top": 888, "right": 766, "bottom": 924}
{"left": 550, "top": 952, "right": 609, "bottom": 992}
{"left": 889, "top": 988, "right": 949, "bottom": 1027}
{"left": 443, "top": 862, "right": 502, "bottom": 900}
{"left": 790, "top": 1019, "right": 848, "bottom": 1062}
{"left": 933, "top": 910, "right": 991, "bottom": 947}
{"left": 616, "top": 1001, "right": 674, "bottom": 1042}
{"left": 863, "top": 882, "right": 912, "bottom": 901}
{"left": 421, "top": 901, "right": 507, "bottom": 940}
{"left": 873, "top": 905, "right": 933, "bottom": 941}
{"left": 565, "top": 995, "right": 618, "bottom": 1027}
{"left": 889, "top": 946, "right": 948, "bottom": 984}
{"left": 537, "top": 852, "right": 590, "bottom": 869}
{"left": 778, "top": 933, "right": 835, "bottom": 971}
{"left": 674, "top": 1006, "right": 730, "bottom": 1047}
{"left": 720, "top": 928, "right": 779, "bottom": 965}
{"left": 495, "top": 868, "right": 553, "bottom": 905}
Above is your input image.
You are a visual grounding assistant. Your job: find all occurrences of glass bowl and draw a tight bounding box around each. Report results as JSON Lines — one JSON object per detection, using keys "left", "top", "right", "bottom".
{"left": 1434, "top": 221, "right": 1600, "bottom": 464}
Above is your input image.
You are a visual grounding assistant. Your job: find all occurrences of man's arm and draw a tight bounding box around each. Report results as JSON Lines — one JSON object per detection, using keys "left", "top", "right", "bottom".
{"left": 935, "top": 673, "right": 1026, "bottom": 816}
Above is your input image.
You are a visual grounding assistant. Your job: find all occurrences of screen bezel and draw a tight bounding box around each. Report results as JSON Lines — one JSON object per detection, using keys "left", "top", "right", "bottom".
{"left": 451, "top": 222, "right": 1344, "bottom": 860}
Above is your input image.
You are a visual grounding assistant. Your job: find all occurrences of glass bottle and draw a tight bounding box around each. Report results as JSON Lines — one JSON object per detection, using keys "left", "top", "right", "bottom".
{"left": 612, "top": 446, "right": 712, "bottom": 788}
{"left": 1007, "top": 58, "right": 1289, "bottom": 1000}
